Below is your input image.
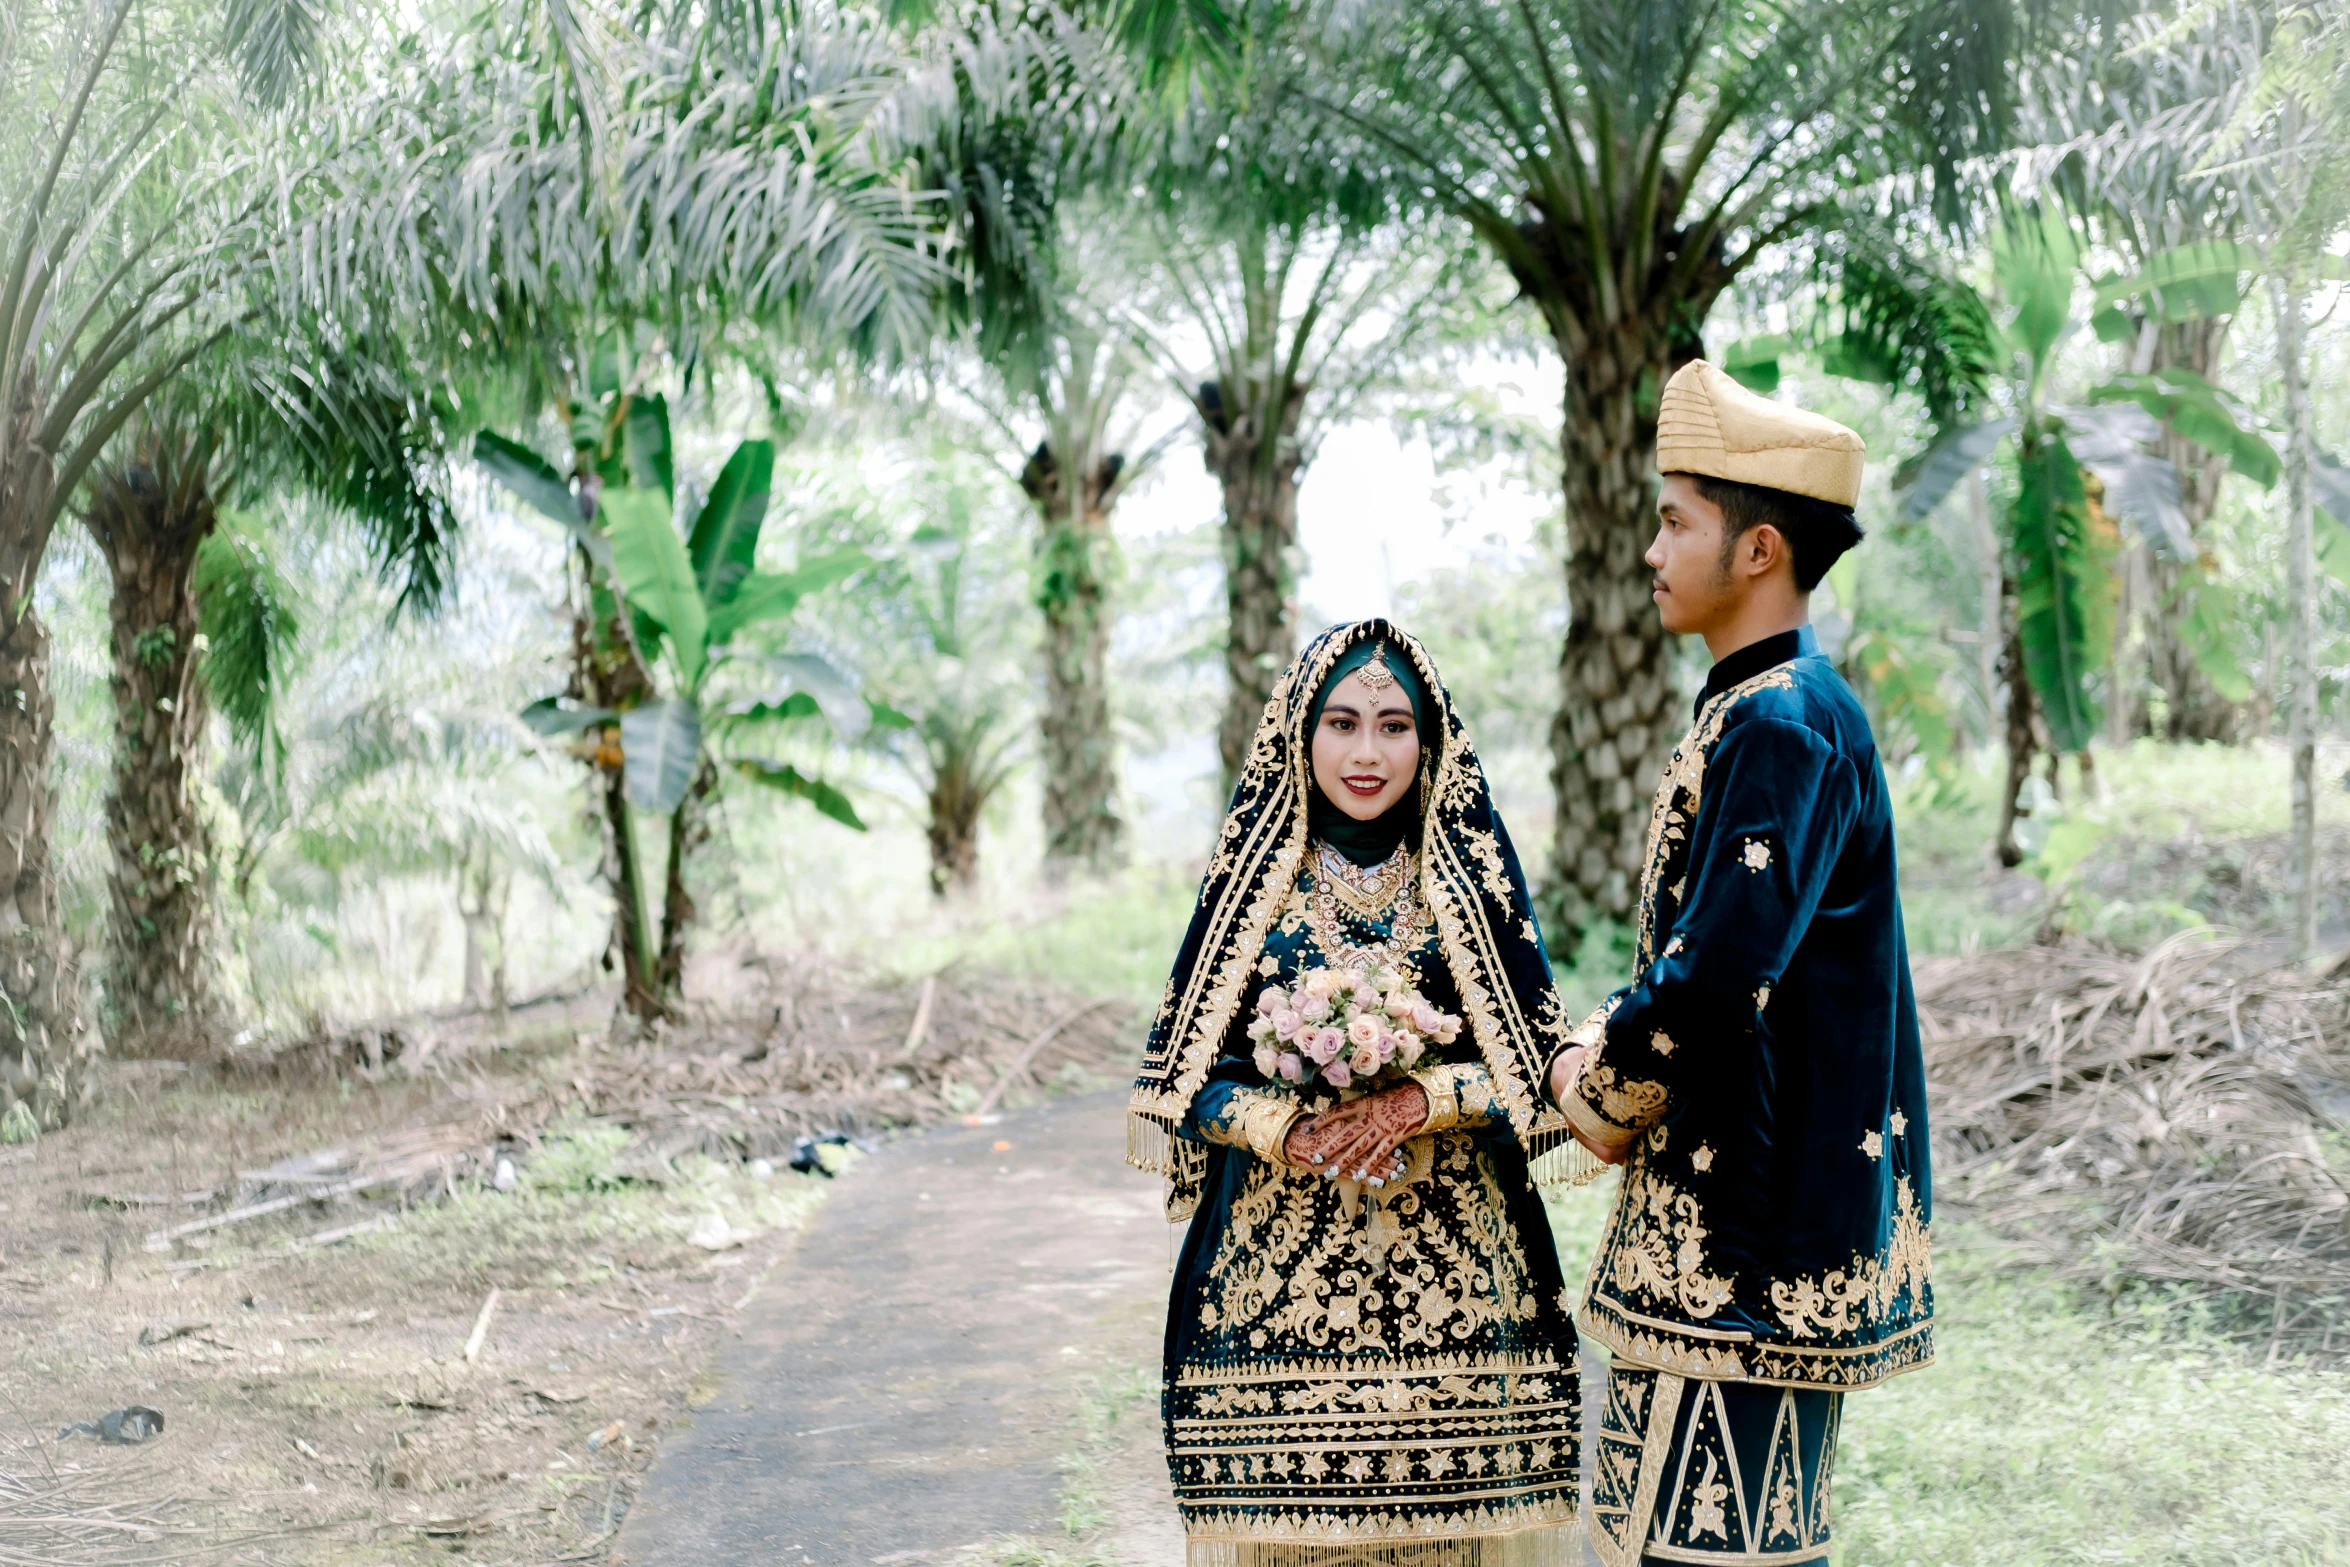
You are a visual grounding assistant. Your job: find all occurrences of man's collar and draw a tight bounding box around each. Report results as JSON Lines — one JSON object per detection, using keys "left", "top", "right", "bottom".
{"left": 1695, "top": 625, "right": 1816, "bottom": 716}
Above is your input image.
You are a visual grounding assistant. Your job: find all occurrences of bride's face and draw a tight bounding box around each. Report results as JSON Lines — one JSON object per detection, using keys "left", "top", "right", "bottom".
{"left": 1311, "top": 667, "right": 1421, "bottom": 823}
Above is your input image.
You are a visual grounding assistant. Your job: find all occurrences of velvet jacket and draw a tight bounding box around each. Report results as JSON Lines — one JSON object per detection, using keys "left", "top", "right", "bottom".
{"left": 1552, "top": 626, "right": 1934, "bottom": 1390}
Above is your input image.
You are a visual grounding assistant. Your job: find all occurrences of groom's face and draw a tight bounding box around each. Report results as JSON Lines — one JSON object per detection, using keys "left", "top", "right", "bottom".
{"left": 1646, "top": 474, "right": 1736, "bottom": 637}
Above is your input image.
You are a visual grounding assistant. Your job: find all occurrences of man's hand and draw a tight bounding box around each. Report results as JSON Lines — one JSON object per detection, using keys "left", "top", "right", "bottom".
{"left": 1548, "top": 1044, "right": 1631, "bottom": 1166}
{"left": 1284, "top": 1083, "right": 1429, "bottom": 1184}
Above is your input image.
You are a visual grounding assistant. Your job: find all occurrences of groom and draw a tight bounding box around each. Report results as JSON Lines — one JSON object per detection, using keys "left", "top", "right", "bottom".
{"left": 1546, "top": 361, "right": 1934, "bottom": 1566}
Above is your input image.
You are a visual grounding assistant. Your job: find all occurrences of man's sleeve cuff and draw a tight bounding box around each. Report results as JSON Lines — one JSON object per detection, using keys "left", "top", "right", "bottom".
{"left": 1560, "top": 1085, "right": 1641, "bottom": 1153}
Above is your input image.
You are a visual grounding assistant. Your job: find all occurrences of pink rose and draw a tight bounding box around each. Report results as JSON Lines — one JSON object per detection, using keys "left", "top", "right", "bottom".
{"left": 1349, "top": 1043, "right": 1380, "bottom": 1075}
{"left": 1253, "top": 1041, "right": 1280, "bottom": 1076}
{"left": 1396, "top": 1033, "right": 1425, "bottom": 1067}
{"left": 1256, "top": 986, "right": 1286, "bottom": 1016}
{"left": 1273, "top": 1008, "right": 1302, "bottom": 1042}
{"left": 1247, "top": 1017, "right": 1274, "bottom": 1043}
{"left": 1297, "top": 991, "right": 1331, "bottom": 1023}
{"left": 1385, "top": 993, "right": 1413, "bottom": 1019}
{"left": 1435, "top": 1016, "right": 1462, "bottom": 1044}
{"left": 1324, "top": 1059, "right": 1353, "bottom": 1088}
{"left": 1278, "top": 1052, "right": 1304, "bottom": 1083}
{"left": 1303, "top": 968, "right": 1339, "bottom": 998}
{"left": 1316, "top": 1028, "right": 1347, "bottom": 1064}
{"left": 1346, "top": 1016, "right": 1380, "bottom": 1048}
{"left": 1412, "top": 999, "right": 1442, "bottom": 1033}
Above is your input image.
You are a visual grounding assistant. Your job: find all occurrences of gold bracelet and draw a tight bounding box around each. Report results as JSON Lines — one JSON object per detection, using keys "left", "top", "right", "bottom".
{"left": 1234, "top": 1091, "right": 1309, "bottom": 1166}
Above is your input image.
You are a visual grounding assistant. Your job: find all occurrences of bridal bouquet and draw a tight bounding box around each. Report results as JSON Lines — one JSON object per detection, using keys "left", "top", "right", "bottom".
{"left": 1248, "top": 964, "right": 1464, "bottom": 1092}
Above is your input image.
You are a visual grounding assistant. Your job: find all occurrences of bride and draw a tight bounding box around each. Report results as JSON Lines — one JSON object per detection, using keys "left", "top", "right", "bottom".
{"left": 1126, "top": 619, "right": 1591, "bottom": 1566}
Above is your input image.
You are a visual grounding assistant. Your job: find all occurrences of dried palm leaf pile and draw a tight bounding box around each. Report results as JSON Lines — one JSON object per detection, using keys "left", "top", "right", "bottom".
{"left": 0, "top": 1433, "right": 318, "bottom": 1565}
{"left": 1917, "top": 932, "right": 2350, "bottom": 1356}
{"left": 163, "top": 962, "right": 1139, "bottom": 1257}
{"left": 501, "top": 960, "right": 1138, "bottom": 1166}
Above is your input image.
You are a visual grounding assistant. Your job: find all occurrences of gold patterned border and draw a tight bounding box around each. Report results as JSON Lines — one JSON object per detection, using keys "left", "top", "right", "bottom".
{"left": 1578, "top": 1294, "right": 1936, "bottom": 1391}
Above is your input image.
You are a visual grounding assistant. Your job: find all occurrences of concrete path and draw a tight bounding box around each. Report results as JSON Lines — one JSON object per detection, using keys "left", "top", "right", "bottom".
{"left": 612, "top": 1090, "right": 1183, "bottom": 1567}
{"left": 614, "top": 1089, "right": 1608, "bottom": 1567}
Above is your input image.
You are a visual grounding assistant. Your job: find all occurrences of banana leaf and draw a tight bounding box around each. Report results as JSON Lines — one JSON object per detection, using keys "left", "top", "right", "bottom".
{"left": 625, "top": 394, "right": 674, "bottom": 501}
{"left": 1895, "top": 417, "right": 2018, "bottom": 522}
{"left": 2090, "top": 241, "right": 2255, "bottom": 324}
{"left": 732, "top": 759, "right": 866, "bottom": 830}
{"left": 601, "top": 487, "right": 709, "bottom": 687}
{"left": 475, "top": 431, "right": 611, "bottom": 566}
{"left": 520, "top": 696, "right": 618, "bottom": 736}
{"left": 620, "top": 699, "right": 704, "bottom": 814}
{"left": 2011, "top": 425, "right": 2111, "bottom": 754}
{"left": 706, "top": 550, "right": 868, "bottom": 646}
{"left": 2093, "top": 370, "right": 2280, "bottom": 487}
{"left": 2056, "top": 403, "right": 2193, "bottom": 559}
{"left": 687, "top": 439, "right": 776, "bottom": 610}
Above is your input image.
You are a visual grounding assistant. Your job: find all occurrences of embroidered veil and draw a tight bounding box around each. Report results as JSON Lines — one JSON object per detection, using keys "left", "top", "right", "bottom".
{"left": 1125, "top": 618, "right": 1595, "bottom": 1218}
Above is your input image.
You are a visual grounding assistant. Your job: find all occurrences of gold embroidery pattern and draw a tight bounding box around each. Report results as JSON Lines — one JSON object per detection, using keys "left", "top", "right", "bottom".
{"left": 1587, "top": 1364, "right": 1842, "bottom": 1567}
{"left": 1598, "top": 1150, "right": 1735, "bottom": 1320}
{"left": 1582, "top": 1064, "right": 1668, "bottom": 1133}
{"left": 1633, "top": 668, "right": 1800, "bottom": 969}
{"left": 1766, "top": 1177, "right": 1930, "bottom": 1341}
{"left": 1579, "top": 1165, "right": 1936, "bottom": 1389}
{"left": 1412, "top": 1062, "right": 1501, "bottom": 1135}
{"left": 1174, "top": 1133, "right": 1580, "bottom": 1550}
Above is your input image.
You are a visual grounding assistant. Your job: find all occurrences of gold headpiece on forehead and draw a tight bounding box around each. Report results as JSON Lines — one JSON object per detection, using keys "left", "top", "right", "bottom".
{"left": 1355, "top": 645, "right": 1398, "bottom": 697}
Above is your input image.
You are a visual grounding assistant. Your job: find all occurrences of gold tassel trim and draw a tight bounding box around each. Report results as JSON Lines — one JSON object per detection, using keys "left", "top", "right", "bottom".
{"left": 1128, "top": 1106, "right": 1180, "bottom": 1175}
{"left": 1528, "top": 1135, "right": 1612, "bottom": 1192}
{"left": 1186, "top": 1520, "right": 1583, "bottom": 1566}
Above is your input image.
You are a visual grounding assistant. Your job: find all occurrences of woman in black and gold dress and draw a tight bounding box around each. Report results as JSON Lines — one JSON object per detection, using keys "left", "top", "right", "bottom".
{"left": 1125, "top": 619, "right": 1598, "bottom": 1566}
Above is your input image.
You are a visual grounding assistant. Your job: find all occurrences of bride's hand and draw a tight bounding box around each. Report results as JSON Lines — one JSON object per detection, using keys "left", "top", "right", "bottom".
{"left": 1286, "top": 1083, "right": 1429, "bottom": 1184}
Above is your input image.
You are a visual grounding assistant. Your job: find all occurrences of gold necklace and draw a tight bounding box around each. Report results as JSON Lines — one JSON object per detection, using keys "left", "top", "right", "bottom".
{"left": 1307, "top": 841, "right": 1428, "bottom": 977}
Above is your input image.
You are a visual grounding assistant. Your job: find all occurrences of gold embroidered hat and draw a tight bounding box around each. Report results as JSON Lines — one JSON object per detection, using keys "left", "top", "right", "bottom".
{"left": 1654, "top": 359, "right": 1866, "bottom": 506}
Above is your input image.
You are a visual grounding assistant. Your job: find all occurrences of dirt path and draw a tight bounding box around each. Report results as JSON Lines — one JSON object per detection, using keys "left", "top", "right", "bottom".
{"left": 611, "top": 1089, "right": 1186, "bottom": 1567}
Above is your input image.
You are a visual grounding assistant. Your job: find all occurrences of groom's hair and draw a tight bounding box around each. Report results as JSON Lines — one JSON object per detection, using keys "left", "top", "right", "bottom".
{"left": 1693, "top": 474, "right": 1864, "bottom": 593}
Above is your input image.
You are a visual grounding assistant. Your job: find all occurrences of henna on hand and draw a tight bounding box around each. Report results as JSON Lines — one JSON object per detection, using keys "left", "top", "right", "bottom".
{"left": 1320, "top": 1084, "right": 1429, "bottom": 1183}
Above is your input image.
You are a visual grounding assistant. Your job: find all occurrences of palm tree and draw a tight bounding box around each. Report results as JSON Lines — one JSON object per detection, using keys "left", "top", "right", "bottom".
{"left": 0, "top": 0, "right": 361, "bottom": 1126}
{"left": 916, "top": 12, "right": 1206, "bottom": 875}
{"left": 1119, "top": 49, "right": 1480, "bottom": 796}
{"left": 1294, "top": 0, "right": 2026, "bottom": 941}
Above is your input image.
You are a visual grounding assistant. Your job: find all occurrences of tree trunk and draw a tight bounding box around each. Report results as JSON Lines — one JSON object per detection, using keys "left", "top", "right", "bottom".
{"left": 1203, "top": 389, "right": 1304, "bottom": 799}
{"left": 0, "top": 609, "right": 89, "bottom": 1130}
{"left": 84, "top": 445, "right": 222, "bottom": 1059}
{"left": 1022, "top": 440, "right": 1125, "bottom": 875}
{"left": 571, "top": 538, "right": 663, "bottom": 1022}
{"left": 655, "top": 757, "right": 717, "bottom": 1004}
{"left": 0, "top": 376, "right": 90, "bottom": 1130}
{"left": 2277, "top": 281, "right": 2317, "bottom": 961}
{"left": 2144, "top": 318, "right": 2243, "bottom": 742}
{"left": 1544, "top": 335, "right": 1681, "bottom": 938}
{"left": 1996, "top": 565, "right": 2036, "bottom": 869}
{"left": 927, "top": 775, "right": 982, "bottom": 897}
{"left": 456, "top": 844, "right": 508, "bottom": 1014}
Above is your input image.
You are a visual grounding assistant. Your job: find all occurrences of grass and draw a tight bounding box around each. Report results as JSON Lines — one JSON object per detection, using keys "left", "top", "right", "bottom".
{"left": 1544, "top": 1184, "right": 2350, "bottom": 1567}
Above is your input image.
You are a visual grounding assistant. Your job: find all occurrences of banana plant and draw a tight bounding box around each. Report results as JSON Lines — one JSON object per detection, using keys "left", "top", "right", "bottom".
{"left": 1890, "top": 208, "right": 2274, "bottom": 754}
{"left": 476, "top": 397, "right": 870, "bottom": 1008}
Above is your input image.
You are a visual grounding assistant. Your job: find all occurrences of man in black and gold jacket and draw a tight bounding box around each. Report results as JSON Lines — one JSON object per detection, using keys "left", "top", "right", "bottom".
{"left": 1547, "top": 361, "right": 1932, "bottom": 1567}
